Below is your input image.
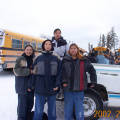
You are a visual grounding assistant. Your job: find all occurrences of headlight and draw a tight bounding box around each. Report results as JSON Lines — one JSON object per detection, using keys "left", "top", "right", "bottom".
{"left": 0, "top": 29, "right": 5, "bottom": 36}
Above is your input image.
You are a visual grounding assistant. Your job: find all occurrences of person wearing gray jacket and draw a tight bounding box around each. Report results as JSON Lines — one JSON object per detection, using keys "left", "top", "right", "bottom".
{"left": 62, "top": 43, "right": 97, "bottom": 120}
{"left": 13, "top": 45, "right": 34, "bottom": 120}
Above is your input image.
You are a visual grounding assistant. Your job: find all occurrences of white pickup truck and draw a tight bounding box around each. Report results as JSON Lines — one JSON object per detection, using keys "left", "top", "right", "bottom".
{"left": 84, "top": 63, "right": 120, "bottom": 120}
{"left": 57, "top": 63, "right": 120, "bottom": 120}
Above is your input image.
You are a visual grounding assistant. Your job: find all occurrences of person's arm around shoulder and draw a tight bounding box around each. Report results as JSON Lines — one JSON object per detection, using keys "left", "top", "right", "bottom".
{"left": 27, "top": 56, "right": 39, "bottom": 91}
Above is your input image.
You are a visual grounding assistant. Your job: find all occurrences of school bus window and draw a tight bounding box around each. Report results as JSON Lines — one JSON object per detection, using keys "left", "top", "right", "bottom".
{"left": 102, "top": 51, "right": 109, "bottom": 55}
{"left": 24, "top": 41, "right": 30, "bottom": 49}
{"left": 31, "top": 42, "right": 36, "bottom": 50}
{"left": 12, "top": 39, "right": 22, "bottom": 49}
{"left": 37, "top": 43, "right": 42, "bottom": 50}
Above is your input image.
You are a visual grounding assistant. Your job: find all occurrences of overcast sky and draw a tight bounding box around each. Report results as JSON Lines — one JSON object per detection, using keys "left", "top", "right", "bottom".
{"left": 0, "top": 0, "right": 120, "bottom": 51}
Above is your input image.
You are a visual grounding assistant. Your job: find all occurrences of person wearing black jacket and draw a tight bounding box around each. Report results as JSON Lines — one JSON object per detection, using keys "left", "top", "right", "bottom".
{"left": 13, "top": 45, "right": 34, "bottom": 120}
{"left": 28, "top": 40, "right": 62, "bottom": 120}
{"left": 88, "top": 52, "right": 97, "bottom": 63}
{"left": 62, "top": 43, "right": 97, "bottom": 120}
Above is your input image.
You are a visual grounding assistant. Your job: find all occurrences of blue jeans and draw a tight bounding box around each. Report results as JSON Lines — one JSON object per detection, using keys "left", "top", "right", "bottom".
{"left": 33, "top": 93, "right": 56, "bottom": 120}
{"left": 64, "top": 91, "right": 84, "bottom": 120}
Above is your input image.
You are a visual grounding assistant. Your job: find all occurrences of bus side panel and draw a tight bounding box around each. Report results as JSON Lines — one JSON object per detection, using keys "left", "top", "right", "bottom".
{"left": 4, "top": 35, "right": 12, "bottom": 48}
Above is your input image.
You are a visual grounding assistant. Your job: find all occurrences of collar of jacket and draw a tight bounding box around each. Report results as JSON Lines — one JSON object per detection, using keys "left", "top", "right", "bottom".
{"left": 63, "top": 55, "right": 74, "bottom": 61}
{"left": 64, "top": 55, "right": 86, "bottom": 62}
{"left": 52, "top": 36, "right": 64, "bottom": 42}
{"left": 42, "top": 51, "right": 53, "bottom": 54}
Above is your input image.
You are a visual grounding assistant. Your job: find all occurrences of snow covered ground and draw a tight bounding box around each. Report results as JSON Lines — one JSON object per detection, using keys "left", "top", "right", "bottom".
{"left": 0, "top": 70, "right": 17, "bottom": 120}
{"left": 0, "top": 70, "right": 64, "bottom": 120}
{"left": 0, "top": 70, "right": 120, "bottom": 120}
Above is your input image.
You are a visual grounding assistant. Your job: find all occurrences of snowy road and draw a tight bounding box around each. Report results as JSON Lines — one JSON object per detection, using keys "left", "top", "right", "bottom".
{"left": 0, "top": 70, "right": 64, "bottom": 120}
{"left": 0, "top": 70, "right": 120, "bottom": 120}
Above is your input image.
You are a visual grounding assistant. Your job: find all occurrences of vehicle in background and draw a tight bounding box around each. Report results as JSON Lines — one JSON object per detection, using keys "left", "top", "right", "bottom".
{"left": 91, "top": 46, "right": 111, "bottom": 56}
{"left": 83, "top": 63, "right": 120, "bottom": 120}
{"left": 115, "top": 48, "right": 120, "bottom": 58}
{"left": 0, "top": 29, "right": 45, "bottom": 71}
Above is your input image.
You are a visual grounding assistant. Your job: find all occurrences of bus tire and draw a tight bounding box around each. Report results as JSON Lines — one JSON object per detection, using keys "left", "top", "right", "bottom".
{"left": 84, "top": 92, "right": 103, "bottom": 120}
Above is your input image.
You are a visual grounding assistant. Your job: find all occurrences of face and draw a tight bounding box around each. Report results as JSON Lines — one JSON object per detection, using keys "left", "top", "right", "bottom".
{"left": 69, "top": 45, "right": 78, "bottom": 56}
{"left": 54, "top": 30, "right": 61, "bottom": 40}
{"left": 24, "top": 46, "right": 33, "bottom": 56}
{"left": 44, "top": 41, "right": 52, "bottom": 51}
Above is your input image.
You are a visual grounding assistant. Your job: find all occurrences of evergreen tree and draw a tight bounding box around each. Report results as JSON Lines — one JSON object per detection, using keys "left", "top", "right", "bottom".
{"left": 101, "top": 34, "right": 105, "bottom": 47}
{"left": 98, "top": 27, "right": 119, "bottom": 50}
{"left": 106, "top": 27, "right": 119, "bottom": 50}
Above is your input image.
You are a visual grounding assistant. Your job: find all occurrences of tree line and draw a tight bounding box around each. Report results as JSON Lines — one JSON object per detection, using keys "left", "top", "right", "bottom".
{"left": 98, "top": 27, "right": 119, "bottom": 50}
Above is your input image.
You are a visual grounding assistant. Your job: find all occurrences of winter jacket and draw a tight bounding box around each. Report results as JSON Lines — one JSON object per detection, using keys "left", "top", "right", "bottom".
{"left": 96, "top": 55, "right": 107, "bottom": 64}
{"left": 88, "top": 56, "right": 97, "bottom": 63}
{"left": 62, "top": 55, "right": 97, "bottom": 92}
{"left": 51, "top": 36, "right": 69, "bottom": 58}
{"left": 109, "top": 57, "right": 114, "bottom": 64}
{"left": 13, "top": 56, "right": 32, "bottom": 94}
{"left": 28, "top": 51, "right": 62, "bottom": 96}
{"left": 105, "top": 58, "right": 109, "bottom": 64}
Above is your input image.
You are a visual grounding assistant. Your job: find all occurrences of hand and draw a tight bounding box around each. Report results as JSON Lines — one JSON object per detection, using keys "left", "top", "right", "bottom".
{"left": 28, "top": 89, "right": 31, "bottom": 91}
{"left": 90, "top": 85, "right": 95, "bottom": 88}
{"left": 63, "top": 83, "right": 68, "bottom": 87}
{"left": 53, "top": 87, "right": 58, "bottom": 91}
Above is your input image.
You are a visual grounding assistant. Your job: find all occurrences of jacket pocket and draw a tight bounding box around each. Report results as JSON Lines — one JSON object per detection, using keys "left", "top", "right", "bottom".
{"left": 50, "top": 62, "right": 58, "bottom": 76}
{"left": 36, "top": 62, "right": 44, "bottom": 75}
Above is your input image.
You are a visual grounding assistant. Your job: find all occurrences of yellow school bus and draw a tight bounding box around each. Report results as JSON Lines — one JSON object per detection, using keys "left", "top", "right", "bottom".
{"left": 0, "top": 29, "right": 45, "bottom": 70}
{"left": 117, "top": 49, "right": 120, "bottom": 58}
{"left": 92, "top": 47, "right": 110, "bottom": 55}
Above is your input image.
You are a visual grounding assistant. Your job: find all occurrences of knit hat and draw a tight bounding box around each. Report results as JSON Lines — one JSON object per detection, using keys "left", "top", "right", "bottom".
{"left": 42, "top": 39, "right": 54, "bottom": 51}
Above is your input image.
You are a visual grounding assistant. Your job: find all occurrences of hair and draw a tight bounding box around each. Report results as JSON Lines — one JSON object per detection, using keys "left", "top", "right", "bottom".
{"left": 68, "top": 43, "right": 83, "bottom": 60}
{"left": 53, "top": 28, "right": 61, "bottom": 33}
{"left": 104, "top": 54, "right": 109, "bottom": 58}
{"left": 42, "top": 39, "right": 54, "bottom": 51}
{"left": 98, "top": 51, "right": 104, "bottom": 55}
{"left": 24, "top": 45, "right": 34, "bottom": 51}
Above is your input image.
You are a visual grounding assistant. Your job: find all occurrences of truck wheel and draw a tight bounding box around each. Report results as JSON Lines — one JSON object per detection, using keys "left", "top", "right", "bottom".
{"left": 84, "top": 93, "right": 103, "bottom": 120}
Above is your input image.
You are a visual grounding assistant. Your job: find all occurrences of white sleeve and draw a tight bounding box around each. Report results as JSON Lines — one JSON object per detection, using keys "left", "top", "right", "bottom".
{"left": 65, "top": 43, "right": 69, "bottom": 55}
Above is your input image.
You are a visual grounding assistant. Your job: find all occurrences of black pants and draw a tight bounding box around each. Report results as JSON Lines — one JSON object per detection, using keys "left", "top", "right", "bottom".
{"left": 17, "top": 91, "right": 34, "bottom": 120}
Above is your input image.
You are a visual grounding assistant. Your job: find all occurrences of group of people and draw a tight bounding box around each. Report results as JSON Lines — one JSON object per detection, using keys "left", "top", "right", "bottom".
{"left": 13, "top": 28, "right": 97, "bottom": 120}
{"left": 87, "top": 51, "right": 115, "bottom": 64}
